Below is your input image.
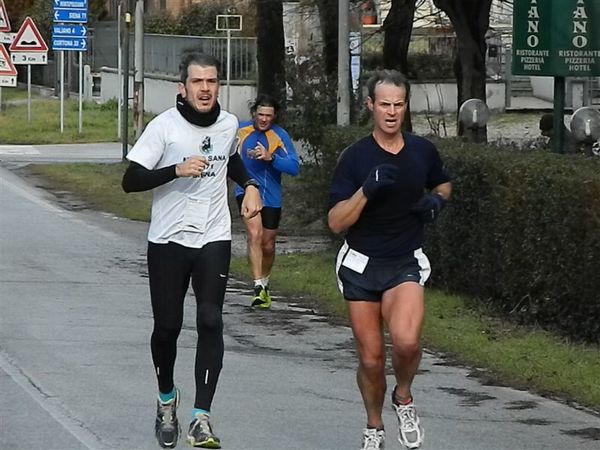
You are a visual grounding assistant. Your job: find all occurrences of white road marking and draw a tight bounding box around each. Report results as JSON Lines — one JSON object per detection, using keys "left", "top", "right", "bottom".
{"left": 0, "top": 349, "right": 106, "bottom": 450}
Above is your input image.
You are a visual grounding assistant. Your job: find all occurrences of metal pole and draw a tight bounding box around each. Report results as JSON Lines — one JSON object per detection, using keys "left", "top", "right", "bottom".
{"left": 553, "top": 76, "right": 565, "bottom": 154}
{"left": 60, "top": 51, "right": 64, "bottom": 133}
{"left": 27, "top": 65, "right": 31, "bottom": 123}
{"left": 337, "top": 0, "right": 350, "bottom": 126}
{"left": 117, "top": 0, "right": 122, "bottom": 139}
{"left": 79, "top": 51, "right": 83, "bottom": 133}
{"left": 122, "top": 8, "right": 131, "bottom": 159}
{"left": 226, "top": 29, "right": 231, "bottom": 111}
{"left": 133, "top": 0, "right": 144, "bottom": 139}
{"left": 0, "top": 87, "right": 3, "bottom": 113}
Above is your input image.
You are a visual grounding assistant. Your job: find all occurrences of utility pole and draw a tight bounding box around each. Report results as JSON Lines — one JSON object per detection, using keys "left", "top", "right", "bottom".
{"left": 133, "top": 0, "right": 144, "bottom": 140}
{"left": 337, "top": 0, "right": 350, "bottom": 126}
{"left": 121, "top": 1, "right": 131, "bottom": 160}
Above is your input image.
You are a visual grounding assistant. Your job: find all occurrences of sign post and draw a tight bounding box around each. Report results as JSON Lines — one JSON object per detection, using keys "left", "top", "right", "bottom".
{"left": 216, "top": 15, "right": 242, "bottom": 111}
{"left": 9, "top": 17, "right": 48, "bottom": 123}
{"left": 53, "top": 0, "right": 88, "bottom": 133}
{"left": 0, "top": 0, "right": 13, "bottom": 110}
{"left": 512, "top": 0, "right": 600, "bottom": 153}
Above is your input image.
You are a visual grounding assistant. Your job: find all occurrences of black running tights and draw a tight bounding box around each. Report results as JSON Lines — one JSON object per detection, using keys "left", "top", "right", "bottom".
{"left": 147, "top": 240, "right": 231, "bottom": 411}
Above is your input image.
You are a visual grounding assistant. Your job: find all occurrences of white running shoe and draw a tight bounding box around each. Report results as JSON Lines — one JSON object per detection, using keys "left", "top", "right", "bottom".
{"left": 392, "top": 401, "right": 424, "bottom": 448}
{"left": 361, "top": 428, "right": 385, "bottom": 450}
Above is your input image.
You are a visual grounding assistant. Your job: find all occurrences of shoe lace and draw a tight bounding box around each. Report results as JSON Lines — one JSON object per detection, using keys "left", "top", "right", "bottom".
{"left": 192, "top": 414, "right": 213, "bottom": 437}
{"left": 396, "top": 403, "right": 418, "bottom": 431}
{"left": 159, "top": 401, "right": 175, "bottom": 427}
{"left": 362, "top": 428, "right": 383, "bottom": 450}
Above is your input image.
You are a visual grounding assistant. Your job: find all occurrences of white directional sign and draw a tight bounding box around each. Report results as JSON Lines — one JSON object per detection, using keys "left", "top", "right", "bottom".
{"left": 10, "top": 52, "right": 47, "bottom": 64}
{"left": 0, "top": 43, "right": 17, "bottom": 86}
{"left": 0, "top": 32, "right": 15, "bottom": 44}
{"left": 0, "top": 0, "right": 10, "bottom": 33}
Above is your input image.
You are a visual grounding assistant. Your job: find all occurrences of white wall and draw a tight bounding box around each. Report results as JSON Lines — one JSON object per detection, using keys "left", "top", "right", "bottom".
{"left": 99, "top": 68, "right": 257, "bottom": 120}
{"left": 530, "top": 77, "right": 554, "bottom": 102}
{"left": 410, "top": 81, "right": 506, "bottom": 113}
{"left": 100, "top": 67, "right": 508, "bottom": 116}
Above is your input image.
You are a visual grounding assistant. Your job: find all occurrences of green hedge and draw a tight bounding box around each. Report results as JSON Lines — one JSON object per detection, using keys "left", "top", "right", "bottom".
{"left": 426, "top": 140, "right": 600, "bottom": 344}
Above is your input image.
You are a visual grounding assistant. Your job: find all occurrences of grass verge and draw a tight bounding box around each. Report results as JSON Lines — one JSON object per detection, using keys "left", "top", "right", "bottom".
{"left": 0, "top": 96, "right": 137, "bottom": 144}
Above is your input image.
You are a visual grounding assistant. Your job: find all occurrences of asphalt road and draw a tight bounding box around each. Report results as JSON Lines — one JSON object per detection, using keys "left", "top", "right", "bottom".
{"left": 1, "top": 146, "right": 599, "bottom": 450}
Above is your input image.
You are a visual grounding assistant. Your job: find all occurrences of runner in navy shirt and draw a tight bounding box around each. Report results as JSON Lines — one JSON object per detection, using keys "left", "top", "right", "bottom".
{"left": 328, "top": 70, "right": 451, "bottom": 450}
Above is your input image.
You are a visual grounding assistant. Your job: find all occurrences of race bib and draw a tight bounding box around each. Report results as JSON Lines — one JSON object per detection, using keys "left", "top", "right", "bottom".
{"left": 182, "top": 197, "right": 209, "bottom": 233}
{"left": 342, "top": 248, "right": 369, "bottom": 274}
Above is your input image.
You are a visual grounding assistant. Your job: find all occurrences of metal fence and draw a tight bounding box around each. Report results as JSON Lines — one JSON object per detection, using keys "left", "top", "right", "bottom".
{"left": 90, "top": 23, "right": 257, "bottom": 81}
{"left": 143, "top": 34, "right": 256, "bottom": 81}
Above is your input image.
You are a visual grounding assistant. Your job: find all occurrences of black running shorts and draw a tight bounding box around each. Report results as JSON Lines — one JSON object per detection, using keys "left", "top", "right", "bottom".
{"left": 335, "top": 241, "right": 431, "bottom": 302}
{"left": 236, "top": 195, "right": 282, "bottom": 230}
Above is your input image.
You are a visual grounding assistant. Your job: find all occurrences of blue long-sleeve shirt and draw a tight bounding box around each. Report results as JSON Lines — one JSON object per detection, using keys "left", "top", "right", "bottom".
{"left": 234, "top": 121, "right": 300, "bottom": 207}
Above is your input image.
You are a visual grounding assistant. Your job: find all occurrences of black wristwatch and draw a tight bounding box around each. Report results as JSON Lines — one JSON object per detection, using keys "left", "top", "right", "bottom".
{"left": 243, "top": 178, "right": 259, "bottom": 190}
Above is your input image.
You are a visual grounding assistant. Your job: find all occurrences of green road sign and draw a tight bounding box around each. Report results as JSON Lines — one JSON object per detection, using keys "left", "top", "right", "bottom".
{"left": 512, "top": 0, "right": 600, "bottom": 76}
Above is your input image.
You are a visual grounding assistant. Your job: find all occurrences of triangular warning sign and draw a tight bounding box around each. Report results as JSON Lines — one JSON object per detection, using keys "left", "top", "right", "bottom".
{"left": 9, "top": 17, "right": 48, "bottom": 52}
{"left": 0, "top": 0, "right": 10, "bottom": 33}
{"left": 0, "top": 44, "right": 17, "bottom": 76}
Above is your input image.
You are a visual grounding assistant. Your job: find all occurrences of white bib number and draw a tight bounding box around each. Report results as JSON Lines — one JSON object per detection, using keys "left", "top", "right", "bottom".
{"left": 182, "top": 197, "right": 209, "bottom": 233}
{"left": 342, "top": 248, "right": 369, "bottom": 274}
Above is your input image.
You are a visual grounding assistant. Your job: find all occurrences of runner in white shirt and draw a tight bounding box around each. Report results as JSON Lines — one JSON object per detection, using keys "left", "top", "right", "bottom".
{"left": 122, "top": 51, "right": 261, "bottom": 449}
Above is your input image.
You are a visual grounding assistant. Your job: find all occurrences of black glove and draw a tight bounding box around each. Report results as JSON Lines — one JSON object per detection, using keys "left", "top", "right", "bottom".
{"left": 411, "top": 193, "right": 446, "bottom": 223}
{"left": 362, "top": 164, "right": 399, "bottom": 199}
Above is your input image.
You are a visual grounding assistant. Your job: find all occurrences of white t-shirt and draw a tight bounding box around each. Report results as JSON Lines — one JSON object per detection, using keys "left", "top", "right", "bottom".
{"left": 127, "top": 107, "right": 239, "bottom": 248}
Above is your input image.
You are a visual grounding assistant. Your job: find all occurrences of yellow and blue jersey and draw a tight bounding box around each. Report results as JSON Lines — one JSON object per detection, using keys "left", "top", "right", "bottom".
{"left": 235, "top": 121, "right": 300, "bottom": 207}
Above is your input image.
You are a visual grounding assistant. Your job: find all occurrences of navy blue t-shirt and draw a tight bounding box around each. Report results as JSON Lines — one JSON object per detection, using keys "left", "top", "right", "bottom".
{"left": 328, "top": 133, "right": 450, "bottom": 257}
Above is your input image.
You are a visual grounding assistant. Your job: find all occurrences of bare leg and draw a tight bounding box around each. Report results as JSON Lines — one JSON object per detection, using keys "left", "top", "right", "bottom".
{"left": 348, "top": 301, "right": 386, "bottom": 429}
{"left": 381, "top": 282, "right": 425, "bottom": 400}
{"left": 260, "top": 228, "right": 278, "bottom": 278}
{"left": 243, "top": 214, "right": 263, "bottom": 281}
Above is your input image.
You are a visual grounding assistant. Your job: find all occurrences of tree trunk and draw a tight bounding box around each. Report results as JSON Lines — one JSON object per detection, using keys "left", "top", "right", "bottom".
{"left": 433, "top": 0, "right": 492, "bottom": 139}
{"left": 382, "top": 0, "right": 417, "bottom": 132}
{"left": 256, "top": 0, "right": 286, "bottom": 108}
{"left": 316, "top": 0, "right": 339, "bottom": 78}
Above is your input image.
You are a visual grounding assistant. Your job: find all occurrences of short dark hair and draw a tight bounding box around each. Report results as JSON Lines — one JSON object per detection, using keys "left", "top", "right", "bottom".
{"left": 366, "top": 69, "right": 410, "bottom": 101}
{"left": 250, "top": 94, "right": 280, "bottom": 115}
{"left": 539, "top": 113, "right": 553, "bottom": 131}
{"left": 178, "top": 50, "right": 221, "bottom": 83}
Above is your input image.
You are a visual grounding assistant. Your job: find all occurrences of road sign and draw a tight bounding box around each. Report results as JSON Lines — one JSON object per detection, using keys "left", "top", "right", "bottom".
{"left": 52, "top": 37, "right": 87, "bottom": 51}
{"left": 512, "top": 0, "right": 600, "bottom": 76}
{"left": 0, "top": 76, "right": 15, "bottom": 86}
{"left": 0, "top": 0, "right": 10, "bottom": 33}
{"left": 0, "top": 32, "right": 15, "bottom": 44}
{"left": 52, "top": 25, "right": 87, "bottom": 37}
{"left": 10, "top": 17, "right": 48, "bottom": 52}
{"left": 0, "top": 43, "right": 16, "bottom": 74}
{"left": 11, "top": 52, "right": 47, "bottom": 65}
{"left": 54, "top": 9, "right": 88, "bottom": 23}
{"left": 216, "top": 15, "right": 242, "bottom": 31}
{"left": 54, "top": 0, "right": 88, "bottom": 8}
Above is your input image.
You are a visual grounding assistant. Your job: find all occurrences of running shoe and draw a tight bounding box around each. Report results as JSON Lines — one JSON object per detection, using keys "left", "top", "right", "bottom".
{"left": 155, "top": 388, "right": 181, "bottom": 449}
{"left": 187, "top": 413, "right": 221, "bottom": 448}
{"left": 392, "top": 391, "right": 424, "bottom": 448}
{"left": 361, "top": 428, "right": 385, "bottom": 450}
{"left": 251, "top": 285, "right": 272, "bottom": 309}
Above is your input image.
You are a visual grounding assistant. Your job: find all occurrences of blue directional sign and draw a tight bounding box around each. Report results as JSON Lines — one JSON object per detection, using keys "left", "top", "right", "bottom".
{"left": 53, "top": 9, "right": 88, "bottom": 23}
{"left": 53, "top": 0, "right": 87, "bottom": 8}
{"left": 52, "top": 36, "right": 87, "bottom": 51}
{"left": 53, "top": 25, "right": 87, "bottom": 37}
